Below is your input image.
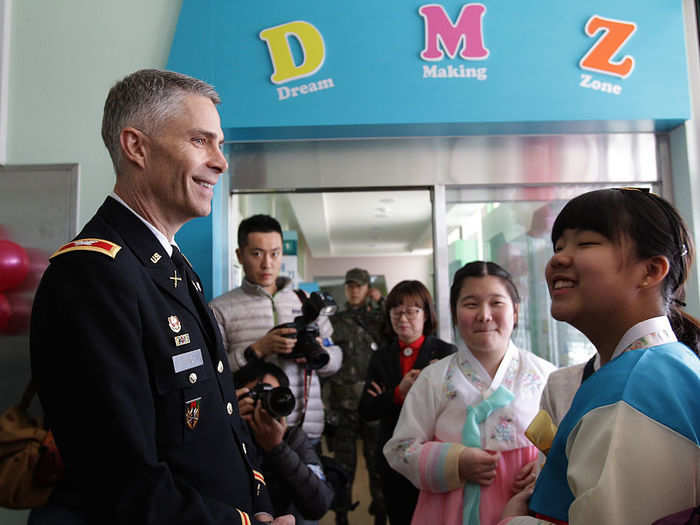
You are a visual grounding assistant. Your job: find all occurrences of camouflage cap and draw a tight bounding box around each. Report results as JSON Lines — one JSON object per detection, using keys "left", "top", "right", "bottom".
{"left": 345, "top": 268, "right": 370, "bottom": 285}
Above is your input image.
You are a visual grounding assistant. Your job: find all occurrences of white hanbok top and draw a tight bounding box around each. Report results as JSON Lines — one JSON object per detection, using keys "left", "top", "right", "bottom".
{"left": 384, "top": 340, "right": 554, "bottom": 525}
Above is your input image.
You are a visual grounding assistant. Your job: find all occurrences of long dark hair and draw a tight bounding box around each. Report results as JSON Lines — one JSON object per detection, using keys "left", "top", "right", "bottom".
{"left": 383, "top": 280, "right": 438, "bottom": 339}
{"left": 449, "top": 261, "right": 521, "bottom": 327}
{"left": 552, "top": 188, "right": 699, "bottom": 354}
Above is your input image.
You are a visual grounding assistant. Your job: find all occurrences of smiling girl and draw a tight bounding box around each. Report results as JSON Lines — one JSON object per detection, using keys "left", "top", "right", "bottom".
{"left": 502, "top": 188, "right": 700, "bottom": 524}
{"left": 384, "top": 261, "right": 555, "bottom": 525}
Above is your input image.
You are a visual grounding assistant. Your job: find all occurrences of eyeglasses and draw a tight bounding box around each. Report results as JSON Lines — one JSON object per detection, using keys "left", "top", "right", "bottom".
{"left": 389, "top": 307, "right": 423, "bottom": 320}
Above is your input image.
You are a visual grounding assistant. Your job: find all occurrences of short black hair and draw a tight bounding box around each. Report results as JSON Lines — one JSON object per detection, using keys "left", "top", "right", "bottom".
{"left": 233, "top": 361, "right": 289, "bottom": 389}
{"left": 383, "top": 280, "right": 438, "bottom": 338}
{"left": 552, "top": 188, "right": 699, "bottom": 353}
{"left": 237, "top": 214, "right": 283, "bottom": 249}
{"left": 552, "top": 188, "right": 693, "bottom": 309}
{"left": 449, "top": 261, "right": 520, "bottom": 327}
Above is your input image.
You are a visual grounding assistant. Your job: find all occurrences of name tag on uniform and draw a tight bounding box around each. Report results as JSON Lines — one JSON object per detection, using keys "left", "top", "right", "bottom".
{"left": 172, "top": 348, "right": 203, "bottom": 373}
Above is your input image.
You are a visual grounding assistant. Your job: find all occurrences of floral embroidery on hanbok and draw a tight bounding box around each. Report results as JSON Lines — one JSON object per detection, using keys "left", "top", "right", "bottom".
{"left": 457, "top": 354, "right": 489, "bottom": 392}
{"left": 491, "top": 415, "right": 516, "bottom": 443}
{"left": 517, "top": 370, "right": 543, "bottom": 398}
{"left": 393, "top": 438, "right": 421, "bottom": 464}
{"left": 502, "top": 353, "right": 520, "bottom": 391}
{"left": 624, "top": 329, "right": 674, "bottom": 352}
{"left": 444, "top": 361, "right": 458, "bottom": 400}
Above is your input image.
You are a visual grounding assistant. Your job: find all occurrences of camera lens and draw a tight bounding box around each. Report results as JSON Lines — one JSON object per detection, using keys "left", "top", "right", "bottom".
{"left": 262, "top": 386, "right": 295, "bottom": 419}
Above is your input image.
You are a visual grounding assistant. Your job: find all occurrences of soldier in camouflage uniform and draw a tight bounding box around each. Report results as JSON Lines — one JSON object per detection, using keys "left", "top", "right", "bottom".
{"left": 326, "top": 268, "right": 386, "bottom": 525}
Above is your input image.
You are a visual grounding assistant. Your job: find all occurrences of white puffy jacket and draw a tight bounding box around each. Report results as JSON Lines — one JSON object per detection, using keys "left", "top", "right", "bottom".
{"left": 210, "top": 277, "right": 341, "bottom": 439}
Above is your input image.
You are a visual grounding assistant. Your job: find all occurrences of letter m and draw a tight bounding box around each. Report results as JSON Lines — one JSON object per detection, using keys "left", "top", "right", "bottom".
{"left": 419, "top": 3, "right": 489, "bottom": 61}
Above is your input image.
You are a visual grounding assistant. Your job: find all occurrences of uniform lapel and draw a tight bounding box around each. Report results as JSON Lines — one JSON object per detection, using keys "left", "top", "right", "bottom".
{"left": 97, "top": 197, "right": 200, "bottom": 320}
{"left": 177, "top": 259, "right": 219, "bottom": 350}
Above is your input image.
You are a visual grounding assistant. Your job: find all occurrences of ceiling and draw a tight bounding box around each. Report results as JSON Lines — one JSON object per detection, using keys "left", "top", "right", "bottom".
{"left": 284, "top": 189, "right": 434, "bottom": 257}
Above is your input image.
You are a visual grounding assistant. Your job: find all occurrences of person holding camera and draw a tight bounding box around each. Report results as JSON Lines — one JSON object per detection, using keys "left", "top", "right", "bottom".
{"left": 234, "top": 362, "right": 334, "bottom": 524}
{"left": 210, "top": 214, "right": 342, "bottom": 450}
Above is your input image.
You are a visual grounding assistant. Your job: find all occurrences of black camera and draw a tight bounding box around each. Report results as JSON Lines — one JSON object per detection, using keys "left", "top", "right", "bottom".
{"left": 243, "top": 382, "right": 296, "bottom": 419}
{"left": 275, "top": 291, "right": 337, "bottom": 370}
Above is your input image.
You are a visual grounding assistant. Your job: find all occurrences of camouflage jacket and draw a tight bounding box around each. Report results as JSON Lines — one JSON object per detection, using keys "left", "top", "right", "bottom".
{"left": 326, "top": 301, "right": 386, "bottom": 412}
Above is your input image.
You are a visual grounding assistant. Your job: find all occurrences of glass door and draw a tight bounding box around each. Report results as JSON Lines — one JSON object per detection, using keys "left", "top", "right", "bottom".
{"left": 443, "top": 182, "right": 660, "bottom": 367}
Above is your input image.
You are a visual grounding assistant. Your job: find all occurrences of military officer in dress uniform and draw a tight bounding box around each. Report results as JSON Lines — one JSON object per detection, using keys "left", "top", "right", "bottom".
{"left": 29, "top": 69, "right": 294, "bottom": 525}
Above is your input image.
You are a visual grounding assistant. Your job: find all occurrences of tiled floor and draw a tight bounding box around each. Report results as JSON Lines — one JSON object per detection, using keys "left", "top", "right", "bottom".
{"left": 320, "top": 440, "right": 373, "bottom": 525}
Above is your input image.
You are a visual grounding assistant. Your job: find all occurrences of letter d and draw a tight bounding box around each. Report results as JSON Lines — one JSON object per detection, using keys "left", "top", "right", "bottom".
{"left": 259, "top": 21, "right": 326, "bottom": 85}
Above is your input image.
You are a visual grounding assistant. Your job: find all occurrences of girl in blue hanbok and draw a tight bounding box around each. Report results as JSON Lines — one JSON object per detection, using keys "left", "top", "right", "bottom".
{"left": 502, "top": 188, "right": 700, "bottom": 525}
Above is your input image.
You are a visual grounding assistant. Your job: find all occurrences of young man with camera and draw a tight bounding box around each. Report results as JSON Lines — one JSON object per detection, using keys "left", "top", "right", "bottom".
{"left": 210, "top": 214, "right": 342, "bottom": 449}
{"left": 234, "top": 362, "right": 334, "bottom": 523}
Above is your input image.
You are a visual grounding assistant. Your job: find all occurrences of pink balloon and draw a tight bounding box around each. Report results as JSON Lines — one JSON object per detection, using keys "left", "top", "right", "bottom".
{"left": 1, "top": 292, "right": 32, "bottom": 334}
{"left": 13, "top": 247, "right": 49, "bottom": 293}
{"left": 0, "top": 292, "right": 9, "bottom": 332}
{"left": 0, "top": 240, "right": 30, "bottom": 292}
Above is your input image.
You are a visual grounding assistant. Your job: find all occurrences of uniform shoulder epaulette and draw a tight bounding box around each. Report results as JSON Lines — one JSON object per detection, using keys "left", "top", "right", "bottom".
{"left": 50, "top": 238, "right": 122, "bottom": 260}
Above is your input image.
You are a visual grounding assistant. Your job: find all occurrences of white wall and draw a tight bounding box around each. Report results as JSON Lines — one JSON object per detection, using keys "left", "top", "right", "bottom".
{"left": 310, "top": 254, "right": 433, "bottom": 295}
{"left": 8, "top": 0, "right": 181, "bottom": 227}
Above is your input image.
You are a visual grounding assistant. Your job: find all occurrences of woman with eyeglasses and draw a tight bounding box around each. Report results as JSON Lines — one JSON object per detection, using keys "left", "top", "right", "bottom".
{"left": 383, "top": 262, "right": 555, "bottom": 525}
{"left": 359, "top": 280, "right": 456, "bottom": 525}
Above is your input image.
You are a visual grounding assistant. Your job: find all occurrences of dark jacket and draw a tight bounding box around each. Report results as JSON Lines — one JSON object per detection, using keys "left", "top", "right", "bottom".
{"left": 30, "top": 197, "right": 272, "bottom": 525}
{"left": 358, "top": 335, "right": 457, "bottom": 452}
{"left": 358, "top": 335, "right": 456, "bottom": 525}
{"left": 254, "top": 425, "right": 334, "bottom": 521}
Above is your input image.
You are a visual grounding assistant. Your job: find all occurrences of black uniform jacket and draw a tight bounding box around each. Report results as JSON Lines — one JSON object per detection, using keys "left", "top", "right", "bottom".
{"left": 358, "top": 335, "right": 457, "bottom": 463}
{"left": 30, "top": 197, "right": 272, "bottom": 525}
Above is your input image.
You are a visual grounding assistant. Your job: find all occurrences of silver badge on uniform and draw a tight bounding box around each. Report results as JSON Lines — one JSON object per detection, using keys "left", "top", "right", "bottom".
{"left": 172, "top": 348, "right": 203, "bottom": 373}
{"left": 370, "top": 342, "right": 378, "bottom": 351}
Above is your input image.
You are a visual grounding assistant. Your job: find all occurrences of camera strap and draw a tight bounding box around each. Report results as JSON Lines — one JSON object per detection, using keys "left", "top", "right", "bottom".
{"left": 297, "top": 368, "right": 312, "bottom": 427}
{"left": 293, "top": 289, "right": 312, "bottom": 428}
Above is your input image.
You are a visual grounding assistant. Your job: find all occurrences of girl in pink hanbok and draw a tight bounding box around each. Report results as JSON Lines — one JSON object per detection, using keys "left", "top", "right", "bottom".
{"left": 384, "top": 261, "right": 555, "bottom": 525}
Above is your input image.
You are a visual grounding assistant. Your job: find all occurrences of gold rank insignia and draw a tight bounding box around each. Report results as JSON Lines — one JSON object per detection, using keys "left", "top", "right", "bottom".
{"left": 150, "top": 252, "right": 162, "bottom": 264}
{"left": 50, "top": 238, "right": 121, "bottom": 259}
{"left": 185, "top": 397, "right": 201, "bottom": 430}
{"left": 168, "top": 315, "right": 182, "bottom": 333}
{"left": 174, "top": 333, "right": 190, "bottom": 347}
